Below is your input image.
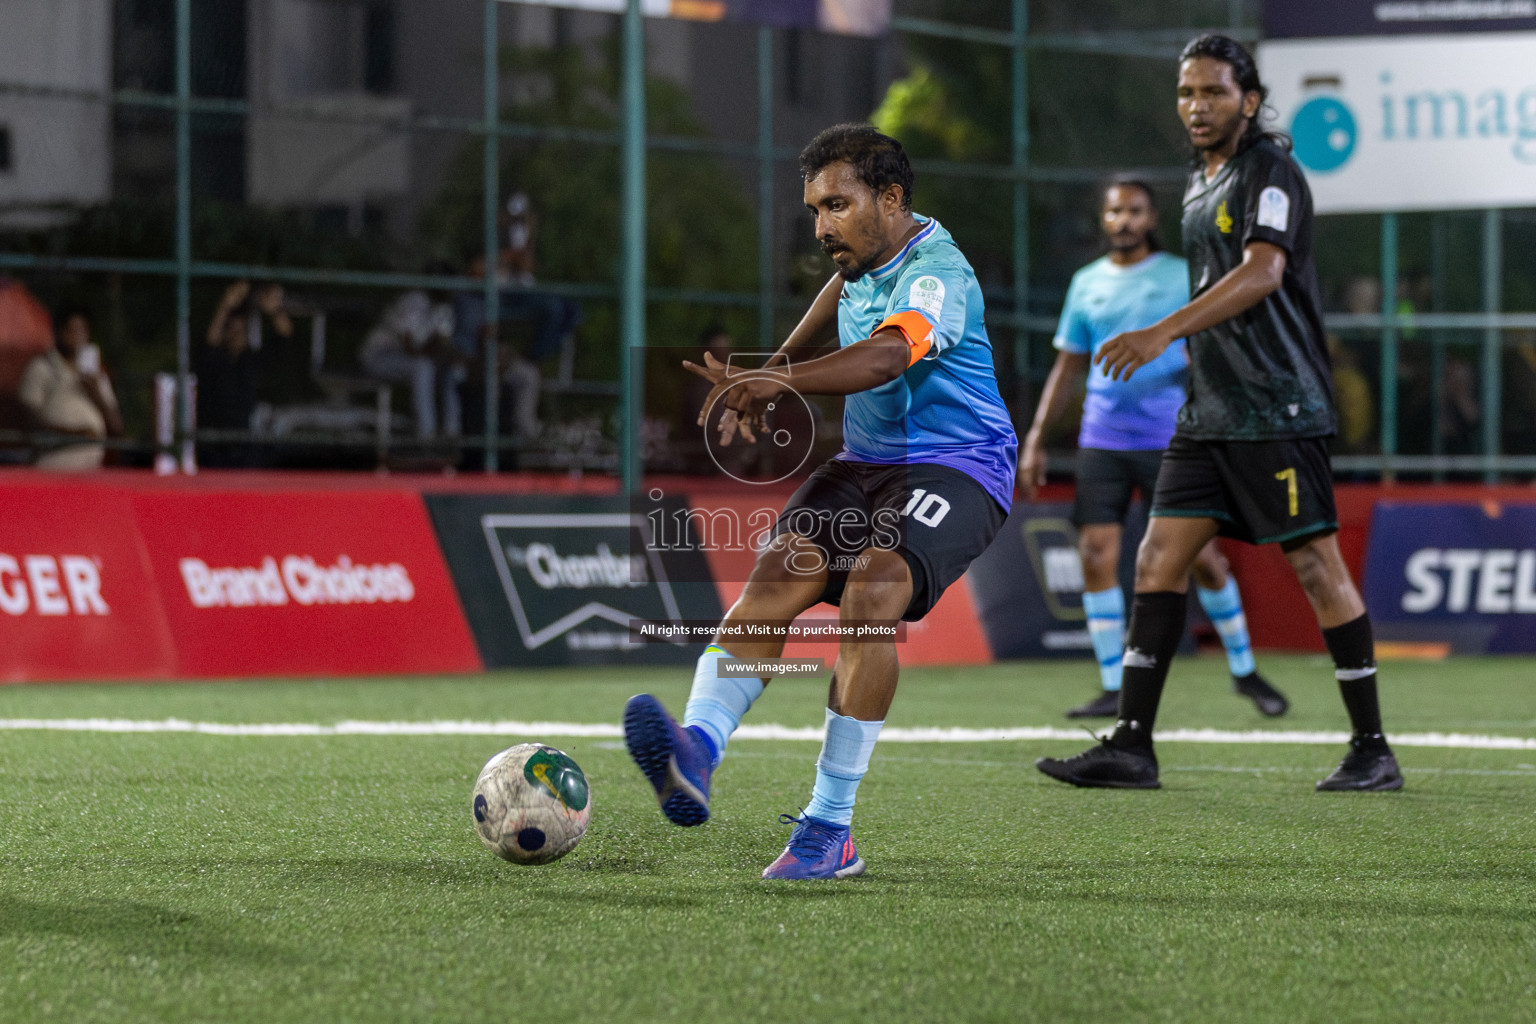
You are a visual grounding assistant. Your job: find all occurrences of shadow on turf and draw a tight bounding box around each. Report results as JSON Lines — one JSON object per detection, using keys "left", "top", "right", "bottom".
{"left": 0, "top": 894, "right": 301, "bottom": 966}
{"left": 269, "top": 854, "right": 717, "bottom": 907}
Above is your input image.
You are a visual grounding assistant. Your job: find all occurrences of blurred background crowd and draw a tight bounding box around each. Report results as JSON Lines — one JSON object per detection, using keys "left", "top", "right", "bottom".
{"left": 2, "top": 0, "right": 1533, "bottom": 478}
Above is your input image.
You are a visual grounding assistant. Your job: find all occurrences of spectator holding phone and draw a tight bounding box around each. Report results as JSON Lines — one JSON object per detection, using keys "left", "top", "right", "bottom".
{"left": 197, "top": 279, "right": 293, "bottom": 467}
{"left": 17, "top": 307, "right": 123, "bottom": 469}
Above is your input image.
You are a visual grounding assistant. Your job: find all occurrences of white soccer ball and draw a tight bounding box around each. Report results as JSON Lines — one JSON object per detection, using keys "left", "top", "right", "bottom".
{"left": 472, "top": 743, "right": 591, "bottom": 864}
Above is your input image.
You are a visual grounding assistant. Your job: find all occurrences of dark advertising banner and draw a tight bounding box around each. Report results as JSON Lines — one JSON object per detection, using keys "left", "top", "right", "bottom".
{"left": 966, "top": 501, "right": 1143, "bottom": 660}
{"left": 1363, "top": 501, "right": 1536, "bottom": 654}
{"left": 426, "top": 494, "right": 721, "bottom": 667}
{"left": 1264, "top": 0, "right": 1536, "bottom": 38}
{"left": 507, "top": 0, "right": 892, "bottom": 38}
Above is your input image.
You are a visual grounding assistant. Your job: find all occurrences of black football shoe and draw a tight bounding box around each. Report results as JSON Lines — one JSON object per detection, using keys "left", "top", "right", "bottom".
{"left": 1036, "top": 737, "right": 1160, "bottom": 789}
{"left": 1316, "top": 735, "right": 1404, "bottom": 792}
{"left": 1233, "top": 671, "right": 1290, "bottom": 717}
{"left": 1065, "top": 690, "right": 1121, "bottom": 719}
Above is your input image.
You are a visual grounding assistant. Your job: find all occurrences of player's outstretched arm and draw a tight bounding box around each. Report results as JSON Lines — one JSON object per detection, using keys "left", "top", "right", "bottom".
{"left": 684, "top": 329, "right": 911, "bottom": 423}
{"left": 769, "top": 329, "right": 911, "bottom": 396}
{"left": 1020, "top": 350, "right": 1089, "bottom": 500}
{"left": 1095, "top": 241, "right": 1286, "bottom": 381}
{"left": 691, "top": 274, "right": 843, "bottom": 444}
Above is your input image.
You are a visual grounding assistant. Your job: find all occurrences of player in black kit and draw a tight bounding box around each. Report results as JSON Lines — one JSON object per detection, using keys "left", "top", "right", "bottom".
{"left": 1036, "top": 34, "right": 1402, "bottom": 792}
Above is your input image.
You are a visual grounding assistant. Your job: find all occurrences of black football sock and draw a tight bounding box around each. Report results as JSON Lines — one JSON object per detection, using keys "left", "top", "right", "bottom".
{"left": 1322, "top": 613, "right": 1384, "bottom": 741}
{"left": 1109, "top": 591, "right": 1187, "bottom": 751}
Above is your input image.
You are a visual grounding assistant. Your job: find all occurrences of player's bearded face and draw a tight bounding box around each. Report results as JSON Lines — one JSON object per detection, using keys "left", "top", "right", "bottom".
{"left": 805, "top": 164, "right": 893, "bottom": 282}
{"left": 1177, "top": 57, "right": 1256, "bottom": 153}
{"left": 822, "top": 231, "right": 882, "bottom": 282}
{"left": 1102, "top": 186, "right": 1154, "bottom": 253}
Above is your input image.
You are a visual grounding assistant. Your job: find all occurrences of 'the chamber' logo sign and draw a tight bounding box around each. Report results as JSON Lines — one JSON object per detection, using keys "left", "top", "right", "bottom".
{"left": 506, "top": 542, "right": 648, "bottom": 591}
{"left": 482, "top": 514, "right": 681, "bottom": 651}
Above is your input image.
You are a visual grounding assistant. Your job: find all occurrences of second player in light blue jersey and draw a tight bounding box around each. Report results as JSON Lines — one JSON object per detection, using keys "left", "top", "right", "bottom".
{"left": 1019, "top": 179, "right": 1287, "bottom": 720}
{"left": 623, "top": 125, "right": 1016, "bottom": 879}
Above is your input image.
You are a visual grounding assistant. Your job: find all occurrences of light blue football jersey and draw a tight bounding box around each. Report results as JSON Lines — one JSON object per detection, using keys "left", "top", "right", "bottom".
{"left": 1054, "top": 251, "right": 1190, "bottom": 450}
{"left": 833, "top": 216, "right": 1018, "bottom": 509}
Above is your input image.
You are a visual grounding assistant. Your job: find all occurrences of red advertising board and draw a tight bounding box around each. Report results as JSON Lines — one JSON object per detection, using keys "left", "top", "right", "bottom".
{"left": 0, "top": 483, "right": 178, "bottom": 682}
{"left": 129, "top": 489, "right": 481, "bottom": 677}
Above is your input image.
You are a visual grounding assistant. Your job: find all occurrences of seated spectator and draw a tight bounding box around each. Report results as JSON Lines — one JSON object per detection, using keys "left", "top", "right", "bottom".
{"left": 17, "top": 307, "right": 123, "bottom": 469}
{"left": 361, "top": 272, "right": 463, "bottom": 441}
{"left": 453, "top": 254, "right": 540, "bottom": 443}
{"left": 196, "top": 280, "right": 292, "bottom": 467}
{"left": 1440, "top": 354, "right": 1481, "bottom": 455}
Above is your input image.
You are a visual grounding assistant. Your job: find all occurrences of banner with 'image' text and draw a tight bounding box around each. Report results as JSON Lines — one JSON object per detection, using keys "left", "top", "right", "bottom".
{"left": 1261, "top": 33, "right": 1536, "bottom": 213}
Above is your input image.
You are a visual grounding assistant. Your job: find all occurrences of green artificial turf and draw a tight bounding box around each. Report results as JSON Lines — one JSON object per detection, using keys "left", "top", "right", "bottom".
{"left": 0, "top": 655, "right": 1532, "bottom": 1023}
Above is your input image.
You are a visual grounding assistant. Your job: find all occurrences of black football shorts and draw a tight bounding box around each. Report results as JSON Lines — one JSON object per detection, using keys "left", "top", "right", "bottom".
{"left": 1073, "top": 447, "right": 1166, "bottom": 528}
{"left": 772, "top": 459, "right": 1005, "bottom": 621}
{"left": 1150, "top": 434, "right": 1338, "bottom": 548}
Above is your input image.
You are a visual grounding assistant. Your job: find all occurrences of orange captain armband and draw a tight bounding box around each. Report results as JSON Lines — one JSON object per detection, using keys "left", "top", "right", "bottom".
{"left": 875, "top": 311, "right": 935, "bottom": 366}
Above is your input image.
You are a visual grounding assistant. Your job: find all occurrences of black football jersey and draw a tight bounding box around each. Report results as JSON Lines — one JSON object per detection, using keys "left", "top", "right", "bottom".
{"left": 1177, "top": 138, "right": 1337, "bottom": 440}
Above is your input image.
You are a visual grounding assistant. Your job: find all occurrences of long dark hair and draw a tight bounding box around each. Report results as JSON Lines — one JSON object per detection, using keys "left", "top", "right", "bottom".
{"left": 1101, "top": 177, "right": 1164, "bottom": 253}
{"left": 1178, "top": 34, "right": 1291, "bottom": 158}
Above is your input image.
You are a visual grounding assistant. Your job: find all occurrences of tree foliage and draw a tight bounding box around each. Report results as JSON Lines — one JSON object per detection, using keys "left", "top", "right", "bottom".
{"left": 419, "top": 40, "right": 760, "bottom": 426}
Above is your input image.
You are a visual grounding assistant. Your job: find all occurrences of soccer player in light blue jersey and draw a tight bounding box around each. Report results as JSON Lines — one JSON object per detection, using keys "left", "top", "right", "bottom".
{"left": 1019, "top": 180, "right": 1288, "bottom": 720}
{"left": 622, "top": 124, "right": 1017, "bottom": 879}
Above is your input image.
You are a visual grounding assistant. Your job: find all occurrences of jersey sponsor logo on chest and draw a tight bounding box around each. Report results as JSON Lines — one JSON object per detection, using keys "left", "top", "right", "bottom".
{"left": 1215, "top": 201, "right": 1233, "bottom": 234}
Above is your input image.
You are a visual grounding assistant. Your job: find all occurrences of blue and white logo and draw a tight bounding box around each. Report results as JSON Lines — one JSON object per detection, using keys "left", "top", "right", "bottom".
{"left": 1291, "top": 95, "right": 1357, "bottom": 173}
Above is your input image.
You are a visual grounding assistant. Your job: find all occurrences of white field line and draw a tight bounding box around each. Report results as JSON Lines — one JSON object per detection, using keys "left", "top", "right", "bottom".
{"left": 0, "top": 718, "right": 1534, "bottom": 750}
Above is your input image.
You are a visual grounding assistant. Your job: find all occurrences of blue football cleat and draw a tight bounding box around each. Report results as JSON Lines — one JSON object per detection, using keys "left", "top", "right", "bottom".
{"left": 623, "top": 693, "right": 712, "bottom": 826}
{"left": 761, "top": 813, "right": 866, "bottom": 880}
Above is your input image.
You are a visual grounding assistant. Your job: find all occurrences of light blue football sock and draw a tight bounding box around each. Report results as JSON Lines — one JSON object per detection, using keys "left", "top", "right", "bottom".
{"left": 682, "top": 645, "right": 763, "bottom": 768}
{"left": 1197, "top": 578, "right": 1257, "bottom": 678}
{"left": 803, "top": 709, "right": 884, "bottom": 827}
{"left": 1082, "top": 586, "right": 1126, "bottom": 692}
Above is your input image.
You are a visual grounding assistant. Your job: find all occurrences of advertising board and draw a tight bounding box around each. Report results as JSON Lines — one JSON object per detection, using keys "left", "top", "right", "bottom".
{"left": 1363, "top": 500, "right": 1536, "bottom": 653}
{"left": 967, "top": 501, "right": 1144, "bottom": 660}
{"left": 426, "top": 494, "right": 721, "bottom": 667}
{"left": 0, "top": 483, "right": 177, "bottom": 681}
{"left": 1265, "top": 0, "right": 1536, "bottom": 38}
{"left": 503, "top": 0, "right": 891, "bottom": 36}
{"left": 1261, "top": 32, "right": 1536, "bottom": 212}
{"left": 130, "top": 490, "right": 481, "bottom": 677}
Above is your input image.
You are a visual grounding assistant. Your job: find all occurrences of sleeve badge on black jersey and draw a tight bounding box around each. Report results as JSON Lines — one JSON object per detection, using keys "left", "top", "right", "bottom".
{"left": 1258, "top": 187, "right": 1290, "bottom": 232}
